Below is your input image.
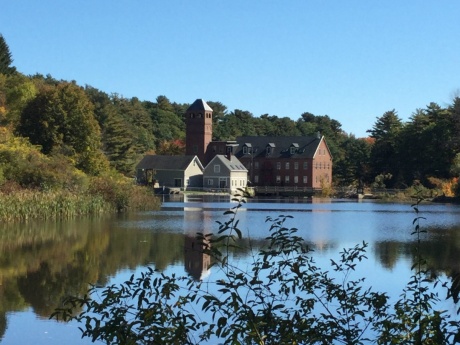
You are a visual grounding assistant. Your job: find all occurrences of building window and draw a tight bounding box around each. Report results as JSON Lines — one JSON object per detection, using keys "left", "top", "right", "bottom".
{"left": 214, "top": 165, "right": 220, "bottom": 173}
{"left": 285, "top": 162, "right": 290, "bottom": 170}
{"left": 266, "top": 147, "right": 271, "bottom": 154}
{"left": 285, "top": 176, "right": 290, "bottom": 184}
{"left": 276, "top": 175, "right": 281, "bottom": 183}
{"left": 186, "top": 179, "right": 190, "bottom": 186}
{"left": 303, "top": 176, "right": 308, "bottom": 183}
{"left": 254, "top": 161, "right": 259, "bottom": 169}
{"left": 208, "top": 179, "right": 213, "bottom": 185}
{"left": 290, "top": 147, "right": 296, "bottom": 154}
{"left": 294, "top": 176, "right": 298, "bottom": 183}
{"left": 254, "top": 175, "right": 259, "bottom": 183}
{"left": 276, "top": 162, "right": 281, "bottom": 170}
{"left": 303, "top": 161, "right": 308, "bottom": 169}
{"left": 243, "top": 146, "right": 248, "bottom": 154}
{"left": 294, "top": 162, "right": 299, "bottom": 170}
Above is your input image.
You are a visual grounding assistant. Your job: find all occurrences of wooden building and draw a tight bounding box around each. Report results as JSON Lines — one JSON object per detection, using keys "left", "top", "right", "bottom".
{"left": 136, "top": 155, "right": 204, "bottom": 189}
{"left": 202, "top": 154, "right": 248, "bottom": 193}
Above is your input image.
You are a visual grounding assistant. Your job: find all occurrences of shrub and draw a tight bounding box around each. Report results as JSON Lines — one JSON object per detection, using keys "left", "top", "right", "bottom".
{"left": 88, "top": 174, "right": 159, "bottom": 212}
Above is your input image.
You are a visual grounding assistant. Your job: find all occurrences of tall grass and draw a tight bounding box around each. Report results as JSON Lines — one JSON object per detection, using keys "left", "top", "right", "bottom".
{"left": 0, "top": 190, "right": 110, "bottom": 222}
{"left": 0, "top": 182, "right": 160, "bottom": 222}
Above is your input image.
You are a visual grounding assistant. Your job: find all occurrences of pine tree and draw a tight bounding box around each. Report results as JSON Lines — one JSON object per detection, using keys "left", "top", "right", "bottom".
{"left": 0, "top": 34, "right": 15, "bottom": 75}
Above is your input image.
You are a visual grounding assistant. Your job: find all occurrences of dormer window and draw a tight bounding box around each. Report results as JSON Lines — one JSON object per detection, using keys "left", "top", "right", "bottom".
{"left": 243, "top": 143, "right": 252, "bottom": 155}
{"left": 266, "top": 143, "right": 275, "bottom": 155}
{"left": 290, "top": 143, "right": 299, "bottom": 155}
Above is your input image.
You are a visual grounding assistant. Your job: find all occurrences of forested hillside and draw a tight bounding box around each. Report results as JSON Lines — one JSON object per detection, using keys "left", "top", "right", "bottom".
{"left": 1, "top": 34, "right": 459, "bottom": 197}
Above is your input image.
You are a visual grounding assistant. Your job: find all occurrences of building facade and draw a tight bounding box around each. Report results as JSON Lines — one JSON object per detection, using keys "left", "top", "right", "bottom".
{"left": 233, "top": 135, "right": 332, "bottom": 188}
{"left": 202, "top": 154, "right": 248, "bottom": 193}
{"left": 136, "top": 155, "right": 204, "bottom": 189}
{"left": 184, "top": 99, "right": 333, "bottom": 189}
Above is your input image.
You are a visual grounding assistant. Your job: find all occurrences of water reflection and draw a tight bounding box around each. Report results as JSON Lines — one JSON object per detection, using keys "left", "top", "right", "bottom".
{"left": 184, "top": 208, "right": 211, "bottom": 280}
{"left": 1, "top": 198, "right": 460, "bottom": 344}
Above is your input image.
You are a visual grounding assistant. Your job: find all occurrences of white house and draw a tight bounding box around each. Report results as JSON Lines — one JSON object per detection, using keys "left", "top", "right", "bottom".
{"left": 203, "top": 154, "right": 248, "bottom": 193}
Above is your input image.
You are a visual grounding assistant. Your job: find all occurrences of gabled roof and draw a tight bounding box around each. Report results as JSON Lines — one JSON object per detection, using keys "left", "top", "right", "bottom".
{"left": 186, "top": 99, "right": 213, "bottom": 112}
{"left": 206, "top": 154, "right": 248, "bottom": 172}
{"left": 234, "top": 136, "right": 325, "bottom": 159}
{"left": 136, "top": 155, "right": 203, "bottom": 171}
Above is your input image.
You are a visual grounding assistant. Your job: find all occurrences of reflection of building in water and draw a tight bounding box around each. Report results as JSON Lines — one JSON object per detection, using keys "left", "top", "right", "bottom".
{"left": 184, "top": 208, "right": 212, "bottom": 280}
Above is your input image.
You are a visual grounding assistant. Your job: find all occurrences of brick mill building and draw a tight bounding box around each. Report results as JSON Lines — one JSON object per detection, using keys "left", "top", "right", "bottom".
{"left": 185, "top": 99, "right": 333, "bottom": 189}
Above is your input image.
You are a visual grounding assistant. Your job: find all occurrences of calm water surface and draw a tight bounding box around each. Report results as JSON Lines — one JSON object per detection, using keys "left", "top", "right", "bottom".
{"left": 1, "top": 195, "right": 460, "bottom": 344}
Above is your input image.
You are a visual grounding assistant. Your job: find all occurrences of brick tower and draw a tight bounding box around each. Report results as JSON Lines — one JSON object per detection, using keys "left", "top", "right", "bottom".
{"left": 185, "top": 99, "right": 213, "bottom": 164}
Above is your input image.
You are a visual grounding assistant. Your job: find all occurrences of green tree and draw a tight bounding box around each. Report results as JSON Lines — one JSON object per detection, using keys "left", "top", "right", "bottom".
{"left": 3, "top": 74, "right": 37, "bottom": 129}
{"left": 17, "top": 82, "right": 107, "bottom": 175}
{"left": 206, "top": 100, "right": 228, "bottom": 140}
{"left": 368, "top": 110, "right": 403, "bottom": 187}
{"left": 84, "top": 87, "right": 139, "bottom": 175}
{"left": 253, "top": 114, "right": 300, "bottom": 136}
{"left": 334, "top": 135, "right": 372, "bottom": 186}
{"left": 144, "top": 96, "right": 185, "bottom": 148}
{"left": 213, "top": 109, "right": 257, "bottom": 140}
{"left": 103, "top": 111, "right": 137, "bottom": 174}
{"left": 399, "top": 103, "right": 458, "bottom": 185}
{"left": 448, "top": 97, "right": 460, "bottom": 157}
{"left": 0, "top": 34, "right": 15, "bottom": 75}
{"left": 115, "top": 96, "right": 155, "bottom": 152}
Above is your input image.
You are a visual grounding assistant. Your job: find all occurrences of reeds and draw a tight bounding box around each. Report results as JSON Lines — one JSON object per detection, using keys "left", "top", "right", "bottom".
{"left": 0, "top": 190, "right": 111, "bottom": 222}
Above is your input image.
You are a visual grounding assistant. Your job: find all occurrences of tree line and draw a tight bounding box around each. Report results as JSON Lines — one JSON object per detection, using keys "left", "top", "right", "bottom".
{"left": 1, "top": 33, "right": 459, "bottom": 196}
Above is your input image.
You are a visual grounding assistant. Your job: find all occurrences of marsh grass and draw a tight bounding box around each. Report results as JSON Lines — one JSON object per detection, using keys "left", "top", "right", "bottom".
{"left": 0, "top": 190, "right": 110, "bottom": 222}
{"left": 0, "top": 181, "right": 160, "bottom": 222}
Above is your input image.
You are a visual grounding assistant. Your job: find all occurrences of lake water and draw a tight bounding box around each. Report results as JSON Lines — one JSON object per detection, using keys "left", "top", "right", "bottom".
{"left": 1, "top": 195, "right": 460, "bottom": 344}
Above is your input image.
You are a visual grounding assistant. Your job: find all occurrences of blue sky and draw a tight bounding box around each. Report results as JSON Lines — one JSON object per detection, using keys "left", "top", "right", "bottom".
{"left": 1, "top": 1, "right": 459, "bottom": 137}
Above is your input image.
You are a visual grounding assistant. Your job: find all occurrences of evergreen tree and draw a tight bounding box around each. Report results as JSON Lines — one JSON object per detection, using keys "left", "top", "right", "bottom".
{"left": 103, "top": 111, "right": 137, "bottom": 175}
{"left": 0, "top": 34, "right": 15, "bottom": 75}
{"left": 143, "top": 96, "right": 184, "bottom": 148}
{"left": 367, "top": 110, "right": 403, "bottom": 186}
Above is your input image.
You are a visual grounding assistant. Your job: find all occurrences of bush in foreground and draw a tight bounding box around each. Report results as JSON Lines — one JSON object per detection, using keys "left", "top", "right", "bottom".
{"left": 53, "top": 190, "right": 460, "bottom": 344}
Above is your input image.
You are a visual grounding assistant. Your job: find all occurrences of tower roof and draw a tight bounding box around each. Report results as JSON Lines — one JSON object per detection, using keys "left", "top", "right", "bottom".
{"left": 186, "top": 99, "right": 213, "bottom": 112}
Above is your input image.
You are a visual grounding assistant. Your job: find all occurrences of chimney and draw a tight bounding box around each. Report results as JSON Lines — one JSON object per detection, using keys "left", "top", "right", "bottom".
{"left": 226, "top": 151, "right": 232, "bottom": 160}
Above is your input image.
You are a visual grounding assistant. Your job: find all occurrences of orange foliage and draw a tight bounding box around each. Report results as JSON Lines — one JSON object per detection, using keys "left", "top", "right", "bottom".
{"left": 156, "top": 139, "right": 185, "bottom": 155}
